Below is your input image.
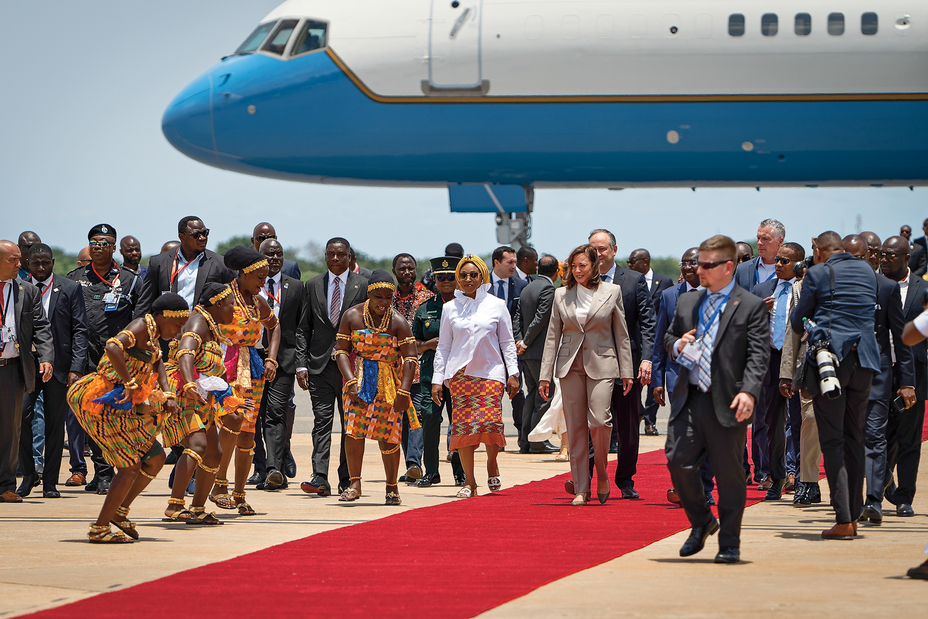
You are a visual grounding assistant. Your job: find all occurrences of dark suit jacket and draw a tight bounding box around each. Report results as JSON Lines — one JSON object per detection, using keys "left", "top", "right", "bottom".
{"left": 273, "top": 274, "right": 304, "bottom": 375}
{"left": 735, "top": 256, "right": 779, "bottom": 293}
{"left": 899, "top": 271, "right": 928, "bottom": 399}
{"left": 518, "top": 275, "right": 555, "bottom": 361}
{"left": 790, "top": 252, "right": 880, "bottom": 373}
{"left": 910, "top": 238, "right": 927, "bottom": 277}
{"left": 870, "top": 272, "right": 915, "bottom": 402}
{"left": 491, "top": 276, "right": 528, "bottom": 340}
{"left": 296, "top": 271, "right": 368, "bottom": 374}
{"left": 7, "top": 280, "right": 54, "bottom": 392}
{"left": 39, "top": 275, "right": 89, "bottom": 384}
{"left": 665, "top": 283, "right": 769, "bottom": 427}
{"left": 648, "top": 272, "right": 674, "bottom": 318}
{"left": 652, "top": 282, "right": 689, "bottom": 392}
{"left": 610, "top": 266, "right": 655, "bottom": 368}
{"left": 135, "top": 248, "right": 234, "bottom": 318}
{"left": 281, "top": 259, "right": 301, "bottom": 280}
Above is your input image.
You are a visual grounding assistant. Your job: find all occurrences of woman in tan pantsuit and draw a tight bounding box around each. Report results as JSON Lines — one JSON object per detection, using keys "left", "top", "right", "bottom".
{"left": 539, "top": 245, "right": 634, "bottom": 506}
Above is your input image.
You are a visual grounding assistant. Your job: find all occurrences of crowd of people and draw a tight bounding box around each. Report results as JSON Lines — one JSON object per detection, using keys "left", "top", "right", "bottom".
{"left": 1, "top": 215, "right": 927, "bottom": 578}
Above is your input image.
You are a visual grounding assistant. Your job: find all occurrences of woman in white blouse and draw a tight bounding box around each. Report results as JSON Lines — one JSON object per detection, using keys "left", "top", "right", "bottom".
{"left": 539, "top": 245, "right": 634, "bottom": 506}
{"left": 432, "top": 255, "right": 520, "bottom": 498}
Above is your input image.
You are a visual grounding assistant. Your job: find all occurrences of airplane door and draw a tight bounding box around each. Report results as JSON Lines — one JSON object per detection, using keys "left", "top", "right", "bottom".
{"left": 428, "top": 0, "right": 484, "bottom": 91}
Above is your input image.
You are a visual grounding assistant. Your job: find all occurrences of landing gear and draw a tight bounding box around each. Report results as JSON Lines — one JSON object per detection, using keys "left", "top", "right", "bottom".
{"left": 495, "top": 187, "right": 533, "bottom": 251}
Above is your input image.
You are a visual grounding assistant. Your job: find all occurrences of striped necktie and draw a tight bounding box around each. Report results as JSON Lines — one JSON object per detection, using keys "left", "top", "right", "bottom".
{"left": 330, "top": 276, "right": 341, "bottom": 327}
{"left": 697, "top": 292, "right": 723, "bottom": 393}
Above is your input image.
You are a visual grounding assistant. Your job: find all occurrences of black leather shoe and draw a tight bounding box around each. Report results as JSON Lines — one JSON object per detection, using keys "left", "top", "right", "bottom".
{"left": 808, "top": 483, "right": 822, "bottom": 503}
{"left": 608, "top": 443, "right": 618, "bottom": 454}
{"left": 907, "top": 560, "right": 928, "bottom": 580}
{"left": 416, "top": 473, "right": 440, "bottom": 487}
{"left": 16, "top": 475, "right": 39, "bottom": 497}
{"left": 256, "top": 481, "right": 267, "bottom": 490}
{"left": 620, "top": 486, "right": 639, "bottom": 500}
{"left": 519, "top": 447, "right": 531, "bottom": 454}
{"left": 43, "top": 489, "right": 61, "bottom": 499}
{"left": 398, "top": 475, "right": 408, "bottom": 483}
{"left": 765, "top": 479, "right": 784, "bottom": 501}
{"left": 714, "top": 547, "right": 740, "bottom": 564}
{"left": 284, "top": 451, "right": 297, "bottom": 478}
{"left": 705, "top": 492, "right": 716, "bottom": 507}
{"left": 96, "top": 477, "right": 111, "bottom": 495}
{"left": 530, "top": 442, "right": 560, "bottom": 454}
{"left": 791, "top": 482, "right": 806, "bottom": 505}
{"left": 246, "top": 471, "right": 265, "bottom": 486}
{"left": 645, "top": 424, "right": 660, "bottom": 436}
{"left": 85, "top": 477, "right": 98, "bottom": 492}
{"left": 265, "top": 469, "right": 284, "bottom": 490}
{"left": 679, "top": 519, "right": 720, "bottom": 557}
{"left": 300, "top": 476, "right": 330, "bottom": 497}
{"left": 897, "top": 503, "right": 915, "bottom": 517}
{"left": 861, "top": 502, "right": 883, "bottom": 524}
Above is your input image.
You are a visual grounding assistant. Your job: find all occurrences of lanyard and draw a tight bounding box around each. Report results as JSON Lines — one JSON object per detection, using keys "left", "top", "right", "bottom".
{"left": 33, "top": 278, "right": 53, "bottom": 299}
{"left": 91, "top": 262, "right": 120, "bottom": 289}
{"left": 697, "top": 290, "right": 732, "bottom": 338}
{"left": 171, "top": 249, "right": 198, "bottom": 285}
{"left": 264, "top": 279, "right": 280, "bottom": 305}
{"left": 0, "top": 283, "right": 11, "bottom": 327}
{"left": 755, "top": 260, "right": 776, "bottom": 284}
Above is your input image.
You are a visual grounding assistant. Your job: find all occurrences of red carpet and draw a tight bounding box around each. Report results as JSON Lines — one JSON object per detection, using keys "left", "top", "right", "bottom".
{"left": 26, "top": 410, "right": 928, "bottom": 618}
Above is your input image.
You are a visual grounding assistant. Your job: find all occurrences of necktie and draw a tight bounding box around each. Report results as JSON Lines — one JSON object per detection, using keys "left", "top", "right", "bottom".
{"left": 330, "top": 276, "right": 341, "bottom": 328}
{"left": 0, "top": 282, "right": 6, "bottom": 353}
{"left": 602, "top": 274, "right": 611, "bottom": 283}
{"left": 36, "top": 282, "right": 44, "bottom": 294}
{"left": 496, "top": 279, "right": 506, "bottom": 301}
{"left": 772, "top": 281, "right": 792, "bottom": 350}
{"left": 698, "top": 293, "right": 723, "bottom": 393}
{"left": 266, "top": 279, "right": 275, "bottom": 309}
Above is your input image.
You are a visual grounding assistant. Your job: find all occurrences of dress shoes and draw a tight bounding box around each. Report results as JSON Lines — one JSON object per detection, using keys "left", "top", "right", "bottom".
{"left": 416, "top": 473, "right": 440, "bottom": 487}
{"left": 667, "top": 488, "right": 681, "bottom": 505}
{"left": 608, "top": 442, "right": 618, "bottom": 454}
{"left": 791, "top": 482, "right": 807, "bottom": 505}
{"left": 644, "top": 424, "right": 660, "bottom": 436}
{"left": 564, "top": 479, "right": 575, "bottom": 495}
{"left": 519, "top": 447, "right": 531, "bottom": 454}
{"left": 264, "top": 469, "right": 285, "bottom": 491}
{"left": 896, "top": 503, "right": 915, "bottom": 517}
{"left": 714, "top": 547, "right": 740, "bottom": 564}
{"left": 43, "top": 489, "right": 61, "bottom": 499}
{"left": 861, "top": 502, "right": 883, "bottom": 524}
{"left": 85, "top": 477, "right": 99, "bottom": 492}
{"left": 300, "top": 477, "right": 331, "bottom": 497}
{"left": 620, "top": 486, "right": 639, "bottom": 500}
{"left": 757, "top": 476, "right": 773, "bottom": 491}
{"left": 795, "top": 482, "right": 821, "bottom": 505}
{"left": 16, "top": 475, "right": 40, "bottom": 497}
{"left": 530, "top": 441, "right": 560, "bottom": 454}
{"left": 284, "top": 450, "right": 297, "bottom": 478}
{"left": 404, "top": 465, "right": 423, "bottom": 482}
{"left": 96, "top": 477, "right": 110, "bottom": 495}
{"left": 764, "top": 479, "right": 784, "bottom": 501}
{"left": 706, "top": 492, "right": 716, "bottom": 507}
{"left": 65, "top": 473, "right": 86, "bottom": 486}
{"left": 807, "top": 482, "right": 822, "bottom": 503}
{"left": 445, "top": 452, "right": 453, "bottom": 463}
{"left": 246, "top": 471, "right": 265, "bottom": 486}
{"left": 907, "top": 560, "right": 928, "bottom": 580}
{"left": 784, "top": 472, "right": 796, "bottom": 493}
{"left": 679, "top": 519, "right": 720, "bottom": 557}
{"left": 821, "top": 523, "right": 856, "bottom": 540}
{"left": 1, "top": 490, "right": 23, "bottom": 503}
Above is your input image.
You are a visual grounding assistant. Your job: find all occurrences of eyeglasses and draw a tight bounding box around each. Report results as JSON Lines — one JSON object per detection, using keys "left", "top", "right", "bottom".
{"left": 458, "top": 272, "right": 482, "bottom": 280}
{"left": 435, "top": 274, "right": 456, "bottom": 282}
{"left": 773, "top": 257, "right": 793, "bottom": 265}
{"left": 739, "top": 255, "right": 753, "bottom": 263}
{"left": 255, "top": 234, "right": 277, "bottom": 242}
{"left": 679, "top": 260, "right": 698, "bottom": 267}
{"left": 88, "top": 240, "right": 112, "bottom": 248}
{"left": 880, "top": 251, "right": 905, "bottom": 260}
{"left": 185, "top": 229, "right": 210, "bottom": 239}
{"left": 697, "top": 260, "right": 729, "bottom": 270}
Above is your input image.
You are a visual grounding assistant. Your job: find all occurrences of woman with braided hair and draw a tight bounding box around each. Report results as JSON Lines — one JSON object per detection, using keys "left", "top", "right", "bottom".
{"left": 67, "top": 293, "right": 189, "bottom": 543}
{"left": 209, "top": 247, "right": 279, "bottom": 516}
{"left": 334, "top": 270, "right": 419, "bottom": 505}
{"left": 161, "top": 283, "right": 238, "bottom": 525}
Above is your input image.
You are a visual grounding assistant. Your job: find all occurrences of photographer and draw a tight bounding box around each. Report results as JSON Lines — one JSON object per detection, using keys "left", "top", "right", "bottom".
{"left": 790, "top": 231, "right": 880, "bottom": 540}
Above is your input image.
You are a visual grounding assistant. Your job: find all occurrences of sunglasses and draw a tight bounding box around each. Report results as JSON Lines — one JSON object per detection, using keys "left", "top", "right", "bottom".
{"left": 739, "top": 255, "right": 753, "bottom": 263}
{"left": 88, "top": 240, "right": 112, "bottom": 248}
{"left": 435, "top": 274, "right": 456, "bottom": 282}
{"left": 458, "top": 271, "right": 482, "bottom": 280}
{"left": 255, "top": 234, "right": 277, "bottom": 242}
{"left": 679, "top": 260, "right": 698, "bottom": 267}
{"left": 697, "top": 260, "right": 729, "bottom": 270}
{"left": 773, "top": 257, "right": 793, "bottom": 265}
{"left": 880, "top": 251, "right": 905, "bottom": 260}
{"left": 185, "top": 229, "right": 210, "bottom": 239}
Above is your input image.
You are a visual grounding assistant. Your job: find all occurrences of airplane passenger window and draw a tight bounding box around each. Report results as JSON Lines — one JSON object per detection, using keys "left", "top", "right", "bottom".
{"left": 795, "top": 13, "right": 812, "bottom": 36}
{"left": 861, "top": 12, "right": 879, "bottom": 35}
{"left": 761, "top": 13, "right": 778, "bottom": 36}
{"left": 234, "top": 21, "right": 277, "bottom": 55}
{"left": 828, "top": 13, "right": 845, "bottom": 35}
{"left": 728, "top": 14, "right": 745, "bottom": 37}
{"left": 291, "top": 20, "right": 329, "bottom": 56}
{"left": 262, "top": 19, "right": 299, "bottom": 56}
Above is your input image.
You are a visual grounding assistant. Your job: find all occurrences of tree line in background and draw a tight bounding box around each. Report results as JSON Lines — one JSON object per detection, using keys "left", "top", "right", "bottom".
{"left": 48, "top": 234, "right": 726, "bottom": 281}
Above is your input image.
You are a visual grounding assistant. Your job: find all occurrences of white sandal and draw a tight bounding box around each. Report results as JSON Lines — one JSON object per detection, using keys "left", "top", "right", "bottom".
{"left": 488, "top": 476, "right": 501, "bottom": 492}
{"left": 456, "top": 485, "right": 477, "bottom": 498}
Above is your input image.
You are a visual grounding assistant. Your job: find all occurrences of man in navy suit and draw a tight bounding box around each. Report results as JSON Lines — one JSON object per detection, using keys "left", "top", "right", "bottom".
{"left": 791, "top": 231, "right": 880, "bottom": 539}
{"left": 629, "top": 248, "right": 672, "bottom": 435}
{"left": 490, "top": 246, "right": 529, "bottom": 451}
{"left": 16, "top": 244, "right": 88, "bottom": 498}
{"left": 881, "top": 235, "right": 928, "bottom": 518}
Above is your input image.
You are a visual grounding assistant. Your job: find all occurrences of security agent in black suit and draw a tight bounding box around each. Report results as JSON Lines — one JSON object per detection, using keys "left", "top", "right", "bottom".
{"left": 881, "top": 236, "right": 928, "bottom": 517}
{"left": 517, "top": 254, "right": 559, "bottom": 452}
{"left": 908, "top": 220, "right": 928, "bottom": 277}
{"left": 664, "top": 235, "right": 769, "bottom": 563}
{"left": 791, "top": 231, "right": 881, "bottom": 539}
{"left": 589, "top": 230, "right": 655, "bottom": 497}
{"left": 296, "top": 238, "right": 368, "bottom": 496}
{"left": 255, "top": 240, "right": 304, "bottom": 491}
{"left": 0, "top": 240, "right": 54, "bottom": 503}
{"left": 135, "top": 216, "right": 235, "bottom": 319}
{"left": 17, "top": 245, "right": 89, "bottom": 498}
{"left": 251, "top": 222, "right": 301, "bottom": 280}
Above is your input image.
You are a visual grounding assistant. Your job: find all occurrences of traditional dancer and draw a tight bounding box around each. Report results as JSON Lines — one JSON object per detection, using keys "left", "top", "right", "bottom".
{"left": 161, "top": 283, "right": 239, "bottom": 525}
{"left": 334, "top": 270, "right": 419, "bottom": 505}
{"left": 67, "top": 293, "right": 189, "bottom": 543}
{"left": 210, "top": 248, "right": 279, "bottom": 516}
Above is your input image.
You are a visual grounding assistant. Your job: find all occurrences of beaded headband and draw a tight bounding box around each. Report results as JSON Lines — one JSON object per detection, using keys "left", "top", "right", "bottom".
{"left": 242, "top": 259, "right": 268, "bottom": 274}
{"left": 368, "top": 282, "right": 396, "bottom": 292}
{"left": 209, "top": 286, "right": 233, "bottom": 305}
{"left": 161, "top": 309, "right": 190, "bottom": 319}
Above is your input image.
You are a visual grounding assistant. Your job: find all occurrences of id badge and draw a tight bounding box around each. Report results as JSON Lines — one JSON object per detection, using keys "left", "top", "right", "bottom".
{"left": 678, "top": 338, "right": 702, "bottom": 371}
{"left": 103, "top": 291, "right": 119, "bottom": 312}
{"left": 0, "top": 325, "right": 11, "bottom": 344}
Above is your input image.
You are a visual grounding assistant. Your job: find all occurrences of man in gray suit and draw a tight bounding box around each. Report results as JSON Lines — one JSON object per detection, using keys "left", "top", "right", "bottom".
{"left": 665, "top": 235, "right": 770, "bottom": 564}
{"left": 517, "top": 254, "right": 559, "bottom": 452}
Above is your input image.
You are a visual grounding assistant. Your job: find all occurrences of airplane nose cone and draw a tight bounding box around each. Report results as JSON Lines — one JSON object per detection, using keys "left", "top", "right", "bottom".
{"left": 162, "top": 74, "right": 218, "bottom": 167}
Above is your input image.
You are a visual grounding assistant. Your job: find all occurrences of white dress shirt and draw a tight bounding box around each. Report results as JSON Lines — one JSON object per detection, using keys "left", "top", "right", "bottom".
{"left": 515, "top": 266, "right": 529, "bottom": 282}
{"left": 601, "top": 264, "right": 617, "bottom": 284}
{"left": 575, "top": 284, "right": 594, "bottom": 327}
{"left": 255, "top": 272, "right": 282, "bottom": 350}
{"left": 327, "top": 270, "right": 347, "bottom": 318}
{"left": 31, "top": 276, "right": 53, "bottom": 319}
{"left": 890, "top": 269, "right": 912, "bottom": 362}
{"left": 174, "top": 249, "right": 202, "bottom": 309}
{"left": 1, "top": 279, "right": 19, "bottom": 359}
{"left": 433, "top": 285, "right": 519, "bottom": 385}
{"left": 644, "top": 268, "right": 654, "bottom": 291}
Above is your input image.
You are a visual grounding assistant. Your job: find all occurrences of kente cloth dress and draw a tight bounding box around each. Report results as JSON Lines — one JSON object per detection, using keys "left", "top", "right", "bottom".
{"left": 218, "top": 283, "right": 267, "bottom": 433}
{"left": 343, "top": 330, "right": 419, "bottom": 444}
{"left": 67, "top": 339, "right": 160, "bottom": 468}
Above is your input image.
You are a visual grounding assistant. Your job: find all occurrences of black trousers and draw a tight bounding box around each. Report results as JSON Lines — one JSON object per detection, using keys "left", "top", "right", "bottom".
{"left": 666, "top": 388, "right": 748, "bottom": 549}
{"left": 308, "top": 360, "right": 348, "bottom": 488}
{"left": 511, "top": 360, "right": 526, "bottom": 450}
{"left": 886, "top": 360, "right": 926, "bottom": 505}
{"left": 261, "top": 370, "right": 295, "bottom": 474}
{"left": 0, "top": 364, "right": 26, "bottom": 494}
{"left": 20, "top": 375, "right": 68, "bottom": 490}
{"left": 519, "top": 359, "right": 552, "bottom": 449}
{"left": 762, "top": 349, "right": 788, "bottom": 481}
{"left": 864, "top": 397, "right": 889, "bottom": 504}
{"left": 811, "top": 350, "right": 872, "bottom": 524}
{"left": 642, "top": 383, "right": 659, "bottom": 426}
{"left": 609, "top": 378, "right": 642, "bottom": 488}
{"left": 421, "top": 383, "right": 463, "bottom": 478}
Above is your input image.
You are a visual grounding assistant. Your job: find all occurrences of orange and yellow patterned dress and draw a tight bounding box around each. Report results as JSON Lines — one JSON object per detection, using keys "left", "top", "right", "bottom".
{"left": 218, "top": 281, "right": 270, "bottom": 433}
{"left": 160, "top": 337, "right": 229, "bottom": 447}
{"left": 343, "top": 330, "right": 418, "bottom": 444}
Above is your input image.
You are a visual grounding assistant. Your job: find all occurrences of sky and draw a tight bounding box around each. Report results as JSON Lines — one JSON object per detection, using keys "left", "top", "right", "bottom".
{"left": 2, "top": 1, "right": 924, "bottom": 264}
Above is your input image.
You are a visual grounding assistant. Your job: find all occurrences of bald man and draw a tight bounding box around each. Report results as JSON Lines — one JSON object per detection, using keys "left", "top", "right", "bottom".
{"left": 859, "top": 232, "right": 882, "bottom": 271}
{"left": 842, "top": 235, "right": 868, "bottom": 260}
{"left": 17, "top": 231, "right": 41, "bottom": 280}
{"left": 119, "top": 236, "right": 147, "bottom": 279}
{"left": 251, "top": 223, "right": 301, "bottom": 279}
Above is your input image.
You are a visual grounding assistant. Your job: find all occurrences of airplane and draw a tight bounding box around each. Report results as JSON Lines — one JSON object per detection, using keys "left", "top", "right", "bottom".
{"left": 162, "top": 0, "right": 928, "bottom": 247}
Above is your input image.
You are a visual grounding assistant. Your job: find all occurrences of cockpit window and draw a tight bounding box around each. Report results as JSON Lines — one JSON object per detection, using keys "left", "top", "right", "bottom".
{"left": 234, "top": 21, "right": 276, "bottom": 55}
{"left": 291, "top": 20, "right": 329, "bottom": 56}
{"left": 262, "top": 19, "right": 300, "bottom": 56}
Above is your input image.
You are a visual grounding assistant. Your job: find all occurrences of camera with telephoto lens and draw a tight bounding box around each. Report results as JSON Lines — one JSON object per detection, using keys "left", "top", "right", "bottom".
{"left": 808, "top": 339, "right": 841, "bottom": 399}
{"left": 794, "top": 256, "right": 814, "bottom": 279}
